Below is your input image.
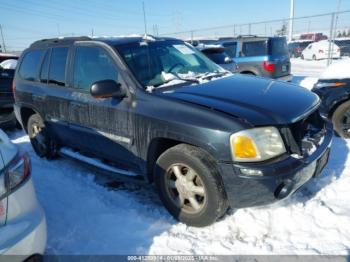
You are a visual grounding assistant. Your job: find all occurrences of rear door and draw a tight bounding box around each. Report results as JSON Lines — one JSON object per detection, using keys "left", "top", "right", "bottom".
{"left": 36, "top": 46, "right": 78, "bottom": 147}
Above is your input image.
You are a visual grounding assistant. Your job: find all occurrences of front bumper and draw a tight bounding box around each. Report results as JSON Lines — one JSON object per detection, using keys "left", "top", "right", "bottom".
{"left": 220, "top": 122, "right": 333, "bottom": 209}
{"left": 0, "top": 179, "right": 47, "bottom": 257}
{"left": 275, "top": 74, "right": 293, "bottom": 82}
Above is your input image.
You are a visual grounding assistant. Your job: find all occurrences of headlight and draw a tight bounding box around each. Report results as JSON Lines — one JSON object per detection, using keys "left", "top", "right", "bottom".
{"left": 230, "top": 127, "right": 286, "bottom": 162}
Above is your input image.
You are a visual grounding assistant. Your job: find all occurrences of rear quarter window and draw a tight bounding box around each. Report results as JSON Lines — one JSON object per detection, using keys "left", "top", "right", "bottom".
{"left": 241, "top": 41, "right": 267, "bottom": 57}
{"left": 18, "top": 49, "right": 44, "bottom": 81}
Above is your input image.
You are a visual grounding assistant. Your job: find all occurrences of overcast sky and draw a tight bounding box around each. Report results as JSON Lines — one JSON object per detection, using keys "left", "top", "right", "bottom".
{"left": 1, "top": 0, "right": 350, "bottom": 51}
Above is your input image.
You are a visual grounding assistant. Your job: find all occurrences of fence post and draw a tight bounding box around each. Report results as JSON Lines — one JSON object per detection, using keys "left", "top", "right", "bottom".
{"left": 327, "top": 13, "right": 336, "bottom": 66}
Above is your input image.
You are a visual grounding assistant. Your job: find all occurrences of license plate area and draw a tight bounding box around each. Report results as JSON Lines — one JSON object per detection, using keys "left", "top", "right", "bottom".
{"left": 282, "top": 65, "right": 287, "bottom": 72}
{"left": 314, "top": 148, "right": 330, "bottom": 177}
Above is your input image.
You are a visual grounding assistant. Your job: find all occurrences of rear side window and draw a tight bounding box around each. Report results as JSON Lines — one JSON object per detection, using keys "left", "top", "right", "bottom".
{"left": 48, "top": 47, "right": 68, "bottom": 86}
{"left": 18, "top": 50, "right": 44, "bottom": 81}
{"left": 73, "top": 46, "right": 118, "bottom": 91}
{"left": 241, "top": 41, "right": 267, "bottom": 57}
{"left": 223, "top": 42, "right": 237, "bottom": 58}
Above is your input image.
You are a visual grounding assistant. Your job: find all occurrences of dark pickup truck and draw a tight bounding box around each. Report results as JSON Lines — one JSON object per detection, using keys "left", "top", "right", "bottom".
{"left": 14, "top": 36, "right": 332, "bottom": 227}
{"left": 0, "top": 65, "right": 17, "bottom": 128}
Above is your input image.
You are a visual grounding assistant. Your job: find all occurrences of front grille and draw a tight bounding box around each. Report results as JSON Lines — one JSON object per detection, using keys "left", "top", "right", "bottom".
{"left": 281, "top": 110, "right": 326, "bottom": 157}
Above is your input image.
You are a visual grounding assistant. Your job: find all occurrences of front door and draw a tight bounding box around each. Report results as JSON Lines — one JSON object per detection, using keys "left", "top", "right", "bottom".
{"left": 67, "top": 43, "right": 136, "bottom": 170}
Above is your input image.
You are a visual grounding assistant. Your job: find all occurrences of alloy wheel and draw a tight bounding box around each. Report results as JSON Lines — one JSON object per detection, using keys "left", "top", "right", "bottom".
{"left": 165, "top": 164, "right": 207, "bottom": 214}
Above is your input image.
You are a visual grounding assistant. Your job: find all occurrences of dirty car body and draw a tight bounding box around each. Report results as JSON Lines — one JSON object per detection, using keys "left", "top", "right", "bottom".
{"left": 13, "top": 36, "right": 332, "bottom": 225}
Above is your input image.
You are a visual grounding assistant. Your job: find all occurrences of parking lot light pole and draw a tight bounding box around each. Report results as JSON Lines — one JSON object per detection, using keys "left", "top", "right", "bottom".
{"left": 288, "top": 0, "right": 295, "bottom": 41}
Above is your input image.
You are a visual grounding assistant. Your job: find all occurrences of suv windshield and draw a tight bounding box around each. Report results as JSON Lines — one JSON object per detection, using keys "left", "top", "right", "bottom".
{"left": 115, "top": 40, "right": 223, "bottom": 89}
{"left": 269, "top": 38, "right": 289, "bottom": 56}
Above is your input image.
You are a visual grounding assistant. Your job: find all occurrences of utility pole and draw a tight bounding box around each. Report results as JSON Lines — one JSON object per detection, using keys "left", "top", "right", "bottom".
{"left": 91, "top": 28, "right": 94, "bottom": 37}
{"left": 0, "top": 24, "right": 6, "bottom": 52}
{"left": 288, "top": 0, "right": 295, "bottom": 41}
{"left": 142, "top": 1, "right": 148, "bottom": 36}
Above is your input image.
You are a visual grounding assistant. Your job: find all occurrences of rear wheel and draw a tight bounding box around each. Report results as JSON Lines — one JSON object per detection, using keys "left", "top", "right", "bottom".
{"left": 155, "top": 144, "right": 228, "bottom": 227}
{"left": 301, "top": 54, "right": 304, "bottom": 60}
{"left": 27, "top": 113, "right": 56, "bottom": 159}
{"left": 332, "top": 100, "right": 350, "bottom": 139}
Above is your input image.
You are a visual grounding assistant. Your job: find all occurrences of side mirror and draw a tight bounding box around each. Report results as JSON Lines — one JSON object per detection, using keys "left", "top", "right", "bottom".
{"left": 90, "top": 80, "right": 125, "bottom": 99}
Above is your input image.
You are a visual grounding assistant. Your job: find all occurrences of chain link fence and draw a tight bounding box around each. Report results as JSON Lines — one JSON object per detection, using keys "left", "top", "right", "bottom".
{"left": 161, "top": 10, "right": 350, "bottom": 66}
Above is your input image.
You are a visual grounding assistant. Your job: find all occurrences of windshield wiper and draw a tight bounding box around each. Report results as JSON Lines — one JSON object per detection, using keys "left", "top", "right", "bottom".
{"left": 200, "top": 71, "right": 230, "bottom": 80}
{"left": 153, "top": 75, "right": 199, "bottom": 88}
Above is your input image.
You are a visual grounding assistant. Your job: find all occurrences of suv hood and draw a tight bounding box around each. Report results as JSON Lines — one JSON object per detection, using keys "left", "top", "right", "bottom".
{"left": 161, "top": 74, "right": 319, "bottom": 126}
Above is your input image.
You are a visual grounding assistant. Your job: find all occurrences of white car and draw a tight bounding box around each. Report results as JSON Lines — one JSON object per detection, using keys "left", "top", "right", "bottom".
{"left": 301, "top": 40, "right": 341, "bottom": 60}
{"left": 0, "top": 129, "right": 46, "bottom": 258}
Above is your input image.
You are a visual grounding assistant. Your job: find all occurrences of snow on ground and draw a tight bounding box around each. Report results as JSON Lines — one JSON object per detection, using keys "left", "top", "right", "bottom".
{"left": 8, "top": 128, "right": 350, "bottom": 255}
{"left": 291, "top": 58, "right": 328, "bottom": 78}
{"left": 6, "top": 58, "right": 350, "bottom": 255}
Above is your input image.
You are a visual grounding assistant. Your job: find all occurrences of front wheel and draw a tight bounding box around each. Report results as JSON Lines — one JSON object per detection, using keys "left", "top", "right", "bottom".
{"left": 312, "top": 54, "right": 317, "bottom": 60}
{"left": 27, "top": 113, "right": 57, "bottom": 159}
{"left": 155, "top": 144, "right": 228, "bottom": 227}
{"left": 301, "top": 54, "right": 304, "bottom": 60}
{"left": 332, "top": 100, "right": 350, "bottom": 139}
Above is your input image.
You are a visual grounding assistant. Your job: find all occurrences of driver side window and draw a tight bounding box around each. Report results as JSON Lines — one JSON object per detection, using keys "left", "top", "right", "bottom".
{"left": 73, "top": 46, "right": 118, "bottom": 91}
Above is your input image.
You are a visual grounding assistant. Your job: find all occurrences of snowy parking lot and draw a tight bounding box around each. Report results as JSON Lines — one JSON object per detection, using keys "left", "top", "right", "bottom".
{"left": 6, "top": 58, "right": 350, "bottom": 255}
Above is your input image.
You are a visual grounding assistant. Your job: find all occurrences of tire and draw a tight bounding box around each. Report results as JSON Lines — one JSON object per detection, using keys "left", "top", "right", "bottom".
{"left": 332, "top": 100, "right": 350, "bottom": 139}
{"left": 312, "top": 54, "right": 317, "bottom": 60}
{"left": 301, "top": 54, "right": 304, "bottom": 60}
{"left": 27, "top": 113, "right": 56, "bottom": 159}
{"left": 155, "top": 144, "right": 228, "bottom": 227}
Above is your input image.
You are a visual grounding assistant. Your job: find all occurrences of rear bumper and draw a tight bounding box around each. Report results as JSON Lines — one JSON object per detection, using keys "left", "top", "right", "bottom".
{"left": 275, "top": 74, "right": 293, "bottom": 82}
{"left": 219, "top": 122, "right": 333, "bottom": 209}
{"left": 0, "top": 179, "right": 47, "bottom": 257}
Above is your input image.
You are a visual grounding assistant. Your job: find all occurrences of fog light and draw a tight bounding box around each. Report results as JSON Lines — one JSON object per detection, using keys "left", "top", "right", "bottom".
{"left": 275, "top": 180, "right": 293, "bottom": 199}
{"left": 240, "top": 168, "right": 263, "bottom": 176}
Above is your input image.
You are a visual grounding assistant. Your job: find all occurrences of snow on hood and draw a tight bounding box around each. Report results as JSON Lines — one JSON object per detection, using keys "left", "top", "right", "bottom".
{"left": 0, "top": 59, "right": 17, "bottom": 70}
{"left": 320, "top": 58, "right": 350, "bottom": 80}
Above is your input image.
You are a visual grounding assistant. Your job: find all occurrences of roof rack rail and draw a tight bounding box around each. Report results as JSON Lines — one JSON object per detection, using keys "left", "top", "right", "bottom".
{"left": 236, "top": 35, "right": 258, "bottom": 38}
{"left": 30, "top": 36, "right": 91, "bottom": 48}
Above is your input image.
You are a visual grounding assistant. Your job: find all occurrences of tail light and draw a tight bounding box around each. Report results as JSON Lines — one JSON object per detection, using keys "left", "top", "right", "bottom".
{"left": 337, "top": 48, "right": 340, "bottom": 52}
{"left": 12, "top": 80, "right": 16, "bottom": 97}
{"left": 318, "top": 49, "right": 324, "bottom": 53}
{"left": 263, "top": 61, "right": 276, "bottom": 72}
{"left": 6, "top": 154, "right": 31, "bottom": 191}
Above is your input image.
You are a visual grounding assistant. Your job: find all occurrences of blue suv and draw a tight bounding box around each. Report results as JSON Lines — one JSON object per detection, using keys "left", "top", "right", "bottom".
{"left": 217, "top": 36, "right": 292, "bottom": 81}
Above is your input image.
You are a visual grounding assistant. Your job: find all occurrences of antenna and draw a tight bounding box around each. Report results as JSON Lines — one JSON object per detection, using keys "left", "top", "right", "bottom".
{"left": 142, "top": 1, "right": 148, "bottom": 36}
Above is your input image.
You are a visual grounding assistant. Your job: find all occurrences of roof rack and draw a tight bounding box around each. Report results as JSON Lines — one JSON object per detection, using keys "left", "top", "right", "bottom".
{"left": 30, "top": 36, "right": 91, "bottom": 48}
{"left": 236, "top": 35, "right": 258, "bottom": 38}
